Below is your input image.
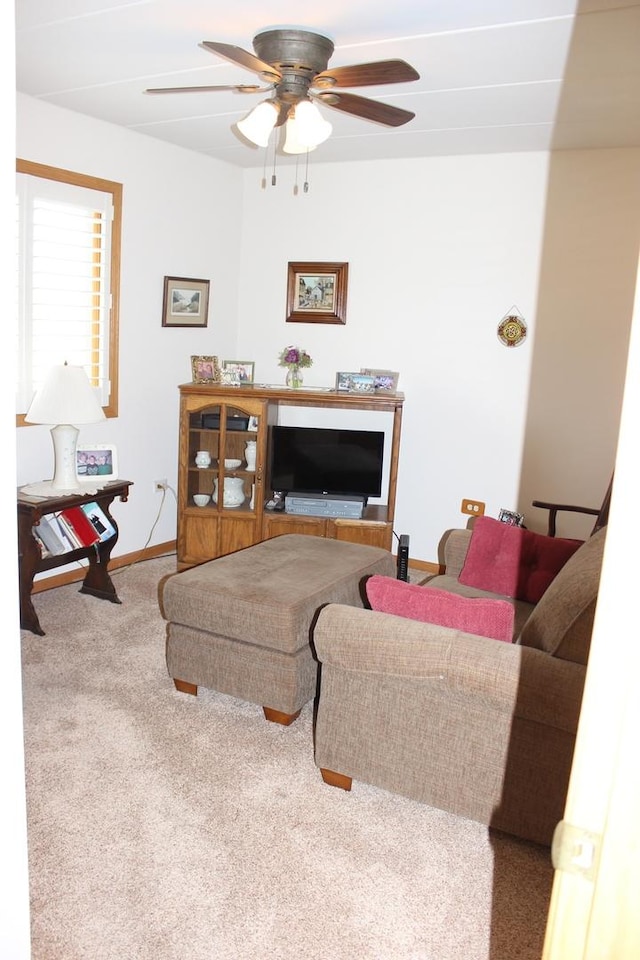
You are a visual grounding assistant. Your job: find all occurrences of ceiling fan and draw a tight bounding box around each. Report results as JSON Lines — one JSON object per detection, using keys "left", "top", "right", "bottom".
{"left": 146, "top": 27, "right": 420, "bottom": 151}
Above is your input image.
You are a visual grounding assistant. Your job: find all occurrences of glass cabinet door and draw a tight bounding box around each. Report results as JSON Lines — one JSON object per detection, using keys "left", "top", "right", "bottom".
{"left": 186, "top": 401, "right": 261, "bottom": 514}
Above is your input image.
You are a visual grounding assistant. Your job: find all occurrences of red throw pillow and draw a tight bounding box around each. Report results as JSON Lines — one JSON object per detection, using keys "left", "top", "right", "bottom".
{"left": 365, "top": 575, "right": 515, "bottom": 642}
{"left": 458, "top": 515, "right": 582, "bottom": 604}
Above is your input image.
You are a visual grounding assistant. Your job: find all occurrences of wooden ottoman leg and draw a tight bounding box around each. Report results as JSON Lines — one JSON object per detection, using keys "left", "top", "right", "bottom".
{"left": 263, "top": 706, "right": 301, "bottom": 726}
{"left": 174, "top": 678, "right": 198, "bottom": 696}
{"left": 320, "top": 768, "right": 353, "bottom": 791}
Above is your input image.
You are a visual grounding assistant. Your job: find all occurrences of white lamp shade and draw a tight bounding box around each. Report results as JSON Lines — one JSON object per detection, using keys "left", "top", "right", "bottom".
{"left": 25, "top": 364, "right": 106, "bottom": 425}
{"left": 283, "top": 117, "right": 318, "bottom": 155}
{"left": 237, "top": 101, "right": 279, "bottom": 147}
{"left": 291, "top": 101, "right": 332, "bottom": 148}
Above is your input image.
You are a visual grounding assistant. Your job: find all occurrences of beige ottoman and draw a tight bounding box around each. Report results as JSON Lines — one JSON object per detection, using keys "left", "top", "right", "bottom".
{"left": 159, "top": 534, "right": 395, "bottom": 725}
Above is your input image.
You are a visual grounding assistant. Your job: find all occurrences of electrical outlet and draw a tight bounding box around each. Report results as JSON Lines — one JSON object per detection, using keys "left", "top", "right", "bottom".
{"left": 461, "top": 498, "right": 485, "bottom": 516}
{"left": 154, "top": 478, "right": 167, "bottom": 493}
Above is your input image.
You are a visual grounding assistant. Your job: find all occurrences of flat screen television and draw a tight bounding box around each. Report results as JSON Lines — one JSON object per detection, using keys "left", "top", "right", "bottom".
{"left": 269, "top": 425, "right": 385, "bottom": 501}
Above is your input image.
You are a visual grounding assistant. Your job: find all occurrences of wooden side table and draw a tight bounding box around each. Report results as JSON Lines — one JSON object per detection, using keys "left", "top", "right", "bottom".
{"left": 17, "top": 479, "right": 133, "bottom": 635}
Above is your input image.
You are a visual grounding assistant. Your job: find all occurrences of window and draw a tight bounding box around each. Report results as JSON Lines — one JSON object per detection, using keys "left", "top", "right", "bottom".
{"left": 16, "top": 160, "right": 122, "bottom": 423}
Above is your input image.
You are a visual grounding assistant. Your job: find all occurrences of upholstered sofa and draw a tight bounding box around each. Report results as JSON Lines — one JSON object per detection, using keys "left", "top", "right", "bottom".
{"left": 312, "top": 524, "right": 606, "bottom": 846}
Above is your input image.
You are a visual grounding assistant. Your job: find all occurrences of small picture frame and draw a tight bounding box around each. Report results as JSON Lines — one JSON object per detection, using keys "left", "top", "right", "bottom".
{"left": 162, "top": 276, "right": 210, "bottom": 328}
{"left": 221, "top": 360, "right": 255, "bottom": 385}
{"left": 286, "top": 261, "right": 348, "bottom": 325}
{"left": 76, "top": 443, "right": 118, "bottom": 483}
{"left": 498, "top": 508, "right": 525, "bottom": 527}
{"left": 248, "top": 416, "right": 259, "bottom": 431}
{"left": 360, "top": 368, "right": 400, "bottom": 393}
{"left": 335, "top": 372, "right": 376, "bottom": 393}
{"left": 191, "top": 355, "right": 221, "bottom": 383}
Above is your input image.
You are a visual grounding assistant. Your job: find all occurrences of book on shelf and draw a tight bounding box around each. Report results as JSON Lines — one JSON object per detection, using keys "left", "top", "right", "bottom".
{"left": 31, "top": 528, "right": 51, "bottom": 558}
{"left": 53, "top": 513, "right": 82, "bottom": 549}
{"left": 80, "top": 502, "right": 117, "bottom": 542}
{"left": 48, "top": 513, "right": 81, "bottom": 552}
{"left": 32, "top": 516, "right": 67, "bottom": 556}
{"left": 59, "top": 506, "right": 101, "bottom": 547}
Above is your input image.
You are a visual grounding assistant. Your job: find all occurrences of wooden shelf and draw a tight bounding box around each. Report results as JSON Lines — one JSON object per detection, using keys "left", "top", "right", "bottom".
{"left": 176, "top": 383, "right": 404, "bottom": 568}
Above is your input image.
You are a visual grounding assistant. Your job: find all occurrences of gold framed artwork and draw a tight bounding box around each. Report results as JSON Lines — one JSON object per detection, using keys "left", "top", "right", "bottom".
{"left": 162, "top": 276, "right": 210, "bottom": 327}
{"left": 286, "top": 261, "right": 348, "bottom": 325}
{"left": 191, "top": 355, "right": 221, "bottom": 383}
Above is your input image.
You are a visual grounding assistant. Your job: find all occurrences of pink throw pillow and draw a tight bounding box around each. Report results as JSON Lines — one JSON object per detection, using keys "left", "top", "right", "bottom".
{"left": 365, "top": 575, "right": 515, "bottom": 643}
{"left": 458, "top": 515, "right": 582, "bottom": 604}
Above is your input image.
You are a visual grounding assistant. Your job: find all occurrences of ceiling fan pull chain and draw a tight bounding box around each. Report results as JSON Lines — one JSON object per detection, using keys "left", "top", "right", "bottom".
{"left": 304, "top": 149, "right": 310, "bottom": 194}
{"left": 293, "top": 155, "right": 300, "bottom": 196}
{"left": 271, "top": 137, "right": 277, "bottom": 186}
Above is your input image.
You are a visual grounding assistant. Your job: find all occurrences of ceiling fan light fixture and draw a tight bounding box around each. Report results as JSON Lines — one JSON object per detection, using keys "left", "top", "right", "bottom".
{"left": 282, "top": 116, "right": 318, "bottom": 154}
{"left": 291, "top": 100, "right": 332, "bottom": 148}
{"left": 237, "top": 100, "right": 279, "bottom": 147}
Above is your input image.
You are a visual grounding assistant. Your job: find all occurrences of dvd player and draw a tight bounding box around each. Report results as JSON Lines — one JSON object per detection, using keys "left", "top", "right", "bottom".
{"left": 285, "top": 492, "right": 365, "bottom": 519}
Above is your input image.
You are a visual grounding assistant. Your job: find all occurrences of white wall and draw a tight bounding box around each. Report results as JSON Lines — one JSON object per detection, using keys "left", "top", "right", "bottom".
{"left": 15, "top": 94, "right": 639, "bottom": 568}
{"left": 519, "top": 148, "right": 640, "bottom": 539}
{"left": 16, "top": 94, "right": 243, "bottom": 566}
{"left": 238, "top": 155, "right": 549, "bottom": 557}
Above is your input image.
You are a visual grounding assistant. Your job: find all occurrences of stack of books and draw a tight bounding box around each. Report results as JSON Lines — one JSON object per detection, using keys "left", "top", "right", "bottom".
{"left": 32, "top": 502, "right": 117, "bottom": 558}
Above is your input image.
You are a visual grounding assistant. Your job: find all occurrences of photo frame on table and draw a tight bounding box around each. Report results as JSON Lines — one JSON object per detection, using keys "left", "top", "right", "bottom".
{"left": 335, "top": 372, "right": 376, "bottom": 393}
{"left": 76, "top": 443, "right": 118, "bottom": 483}
{"left": 162, "top": 276, "right": 210, "bottom": 328}
{"left": 286, "top": 261, "right": 348, "bottom": 325}
{"left": 360, "top": 368, "right": 400, "bottom": 393}
{"left": 191, "top": 355, "right": 221, "bottom": 383}
{"left": 220, "top": 360, "right": 255, "bottom": 385}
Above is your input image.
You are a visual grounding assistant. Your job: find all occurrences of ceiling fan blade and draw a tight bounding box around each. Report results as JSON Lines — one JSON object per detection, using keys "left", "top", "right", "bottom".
{"left": 314, "top": 59, "right": 419, "bottom": 89}
{"left": 201, "top": 41, "right": 281, "bottom": 80}
{"left": 315, "top": 91, "right": 415, "bottom": 127}
{"left": 145, "top": 84, "right": 266, "bottom": 95}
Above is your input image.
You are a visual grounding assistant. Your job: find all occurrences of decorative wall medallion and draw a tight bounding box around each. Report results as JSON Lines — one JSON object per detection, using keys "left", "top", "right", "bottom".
{"left": 497, "top": 309, "right": 527, "bottom": 347}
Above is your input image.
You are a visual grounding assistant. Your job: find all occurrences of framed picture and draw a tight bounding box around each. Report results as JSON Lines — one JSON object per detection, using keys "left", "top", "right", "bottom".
{"left": 335, "top": 372, "right": 376, "bottom": 393}
{"left": 286, "top": 261, "right": 348, "bottom": 325}
{"left": 76, "top": 443, "right": 118, "bottom": 483}
{"left": 360, "top": 368, "right": 400, "bottom": 393}
{"left": 191, "top": 355, "right": 221, "bottom": 383}
{"left": 162, "top": 276, "right": 210, "bottom": 328}
{"left": 221, "top": 360, "right": 255, "bottom": 385}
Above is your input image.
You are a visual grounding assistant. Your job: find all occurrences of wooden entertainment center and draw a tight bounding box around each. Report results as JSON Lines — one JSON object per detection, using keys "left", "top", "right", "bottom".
{"left": 177, "top": 383, "right": 404, "bottom": 569}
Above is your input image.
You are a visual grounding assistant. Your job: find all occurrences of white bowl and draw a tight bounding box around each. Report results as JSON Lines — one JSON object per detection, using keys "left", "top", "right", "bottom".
{"left": 224, "top": 458, "right": 242, "bottom": 470}
{"left": 193, "top": 494, "right": 211, "bottom": 507}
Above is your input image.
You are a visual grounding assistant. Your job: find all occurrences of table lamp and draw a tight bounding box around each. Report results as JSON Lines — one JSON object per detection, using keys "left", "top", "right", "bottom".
{"left": 21, "top": 363, "right": 106, "bottom": 497}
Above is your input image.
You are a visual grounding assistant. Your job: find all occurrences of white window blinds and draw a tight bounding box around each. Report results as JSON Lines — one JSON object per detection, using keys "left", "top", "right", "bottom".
{"left": 16, "top": 170, "right": 115, "bottom": 414}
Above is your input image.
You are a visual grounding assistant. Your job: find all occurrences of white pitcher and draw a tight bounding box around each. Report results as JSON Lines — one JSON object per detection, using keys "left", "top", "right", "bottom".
{"left": 212, "top": 476, "right": 245, "bottom": 508}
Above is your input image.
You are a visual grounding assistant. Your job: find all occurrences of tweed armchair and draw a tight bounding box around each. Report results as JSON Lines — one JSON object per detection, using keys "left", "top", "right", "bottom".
{"left": 312, "top": 527, "right": 605, "bottom": 846}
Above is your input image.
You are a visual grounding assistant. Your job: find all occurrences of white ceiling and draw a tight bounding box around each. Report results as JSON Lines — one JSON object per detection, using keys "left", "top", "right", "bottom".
{"left": 15, "top": 0, "right": 640, "bottom": 169}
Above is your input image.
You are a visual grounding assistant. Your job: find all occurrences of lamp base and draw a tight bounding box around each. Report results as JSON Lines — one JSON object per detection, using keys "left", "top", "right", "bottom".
{"left": 20, "top": 479, "right": 104, "bottom": 498}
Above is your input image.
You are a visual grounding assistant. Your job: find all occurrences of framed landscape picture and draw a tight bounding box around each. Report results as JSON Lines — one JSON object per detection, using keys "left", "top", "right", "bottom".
{"left": 286, "top": 261, "right": 348, "bottom": 325}
{"left": 335, "top": 372, "right": 375, "bottom": 393}
{"left": 162, "top": 276, "right": 210, "bottom": 327}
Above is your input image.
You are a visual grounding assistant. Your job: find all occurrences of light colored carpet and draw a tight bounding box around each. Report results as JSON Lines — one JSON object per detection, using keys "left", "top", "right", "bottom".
{"left": 21, "top": 556, "right": 553, "bottom": 960}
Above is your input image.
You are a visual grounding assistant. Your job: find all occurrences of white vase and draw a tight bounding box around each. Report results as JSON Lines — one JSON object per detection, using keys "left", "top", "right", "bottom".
{"left": 195, "top": 450, "right": 211, "bottom": 468}
{"left": 212, "top": 476, "right": 245, "bottom": 508}
{"left": 244, "top": 440, "right": 257, "bottom": 471}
